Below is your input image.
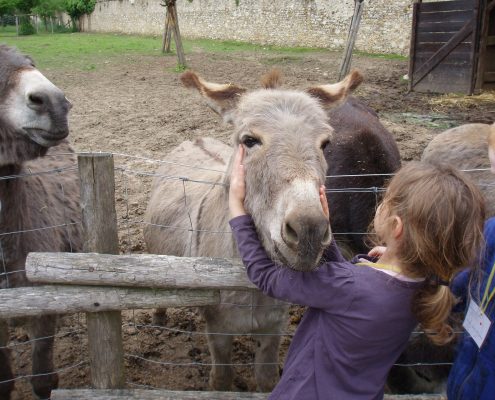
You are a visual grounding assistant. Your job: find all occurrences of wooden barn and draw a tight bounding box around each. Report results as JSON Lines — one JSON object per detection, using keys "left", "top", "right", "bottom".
{"left": 409, "top": 0, "right": 495, "bottom": 94}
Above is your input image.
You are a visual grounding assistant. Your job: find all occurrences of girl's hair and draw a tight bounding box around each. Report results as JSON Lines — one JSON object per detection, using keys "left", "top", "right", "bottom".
{"left": 377, "top": 161, "right": 485, "bottom": 345}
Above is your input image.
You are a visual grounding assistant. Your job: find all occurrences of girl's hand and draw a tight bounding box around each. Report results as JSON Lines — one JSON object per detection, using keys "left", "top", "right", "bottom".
{"left": 319, "top": 185, "right": 330, "bottom": 219}
{"left": 229, "top": 145, "right": 247, "bottom": 218}
{"left": 368, "top": 246, "right": 387, "bottom": 258}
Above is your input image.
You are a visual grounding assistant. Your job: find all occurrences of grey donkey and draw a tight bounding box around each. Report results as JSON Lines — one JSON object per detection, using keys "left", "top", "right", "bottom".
{"left": 144, "top": 69, "right": 363, "bottom": 391}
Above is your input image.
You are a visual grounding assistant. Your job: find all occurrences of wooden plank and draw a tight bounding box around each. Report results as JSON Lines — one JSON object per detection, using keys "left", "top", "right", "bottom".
{"left": 419, "top": 9, "right": 473, "bottom": 24}
{"left": 26, "top": 252, "right": 256, "bottom": 290}
{"left": 78, "top": 154, "right": 123, "bottom": 389}
{"left": 413, "top": 17, "right": 474, "bottom": 87}
{"left": 414, "top": 63, "right": 472, "bottom": 93}
{"left": 416, "top": 41, "right": 472, "bottom": 53}
{"left": 417, "top": 31, "right": 473, "bottom": 43}
{"left": 419, "top": 0, "right": 473, "bottom": 12}
{"left": 415, "top": 51, "right": 472, "bottom": 64}
{"left": 51, "top": 389, "right": 448, "bottom": 400}
{"left": 418, "top": 19, "right": 469, "bottom": 33}
{"left": 0, "top": 285, "right": 219, "bottom": 319}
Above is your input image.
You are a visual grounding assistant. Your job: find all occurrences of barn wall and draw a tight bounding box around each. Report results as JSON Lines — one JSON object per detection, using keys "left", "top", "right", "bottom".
{"left": 82, "top": 0, "right": 427, "bottom": 55}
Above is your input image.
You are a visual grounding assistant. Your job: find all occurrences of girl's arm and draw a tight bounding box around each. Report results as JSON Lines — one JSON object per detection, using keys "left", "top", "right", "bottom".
{"left": 230, "top": 214, "right": 354, "bottom": 309}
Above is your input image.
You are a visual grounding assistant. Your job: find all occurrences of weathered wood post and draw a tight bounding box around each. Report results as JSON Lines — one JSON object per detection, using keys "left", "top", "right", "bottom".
{"left": 339, "top": 0, "right": 365, "bottom": 80}
{"left": 163, "top": 0, "right": 186, "bottom": 68}
{"left": 162, "top": 10, "right": 173, "bottom": 53}
{"left": 78, "top": 153, "right": 125, "bottom": 389}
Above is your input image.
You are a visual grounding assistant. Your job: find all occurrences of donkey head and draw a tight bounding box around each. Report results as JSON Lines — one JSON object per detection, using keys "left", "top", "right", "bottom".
{"left": 0, "top": 45, "right": 72, "bottom": 167}
{"left": 182, "top": 70, "right": 362, "bottom": 271}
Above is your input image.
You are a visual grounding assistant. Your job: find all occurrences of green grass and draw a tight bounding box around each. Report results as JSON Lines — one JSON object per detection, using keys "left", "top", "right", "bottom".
{"left": 0, "top": 32, "right": 164, "bottom": 70}
{"left": 354, "top": 50, "right": 407, "bottom": 61}
{"left": 0, "top": 32, "right": 407, "bottom": 71}
{"left": 0, "top": 25, "right": 16, "bottom": 36}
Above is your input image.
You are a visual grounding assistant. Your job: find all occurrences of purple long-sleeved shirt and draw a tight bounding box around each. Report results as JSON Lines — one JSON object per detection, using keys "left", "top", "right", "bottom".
{"left": 229, "top": 214, "right": 424, "bottom": 400}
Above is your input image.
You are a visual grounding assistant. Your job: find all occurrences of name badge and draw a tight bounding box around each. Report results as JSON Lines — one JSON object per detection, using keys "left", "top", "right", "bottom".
{"left": 463, "top": 298, "right": 491, "bottom": 348}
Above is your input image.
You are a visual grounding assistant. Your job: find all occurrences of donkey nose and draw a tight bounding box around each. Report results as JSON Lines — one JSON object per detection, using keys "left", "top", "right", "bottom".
{"left": 282, "top": 211, "right": 331, "bottom": 252}
{"left": 27, "top": 91, "right": 49, "bottom": 111}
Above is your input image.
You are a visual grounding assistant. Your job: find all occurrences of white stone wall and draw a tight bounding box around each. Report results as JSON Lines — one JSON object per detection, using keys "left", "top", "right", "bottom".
{"left": 82, "top": 0, "right": 420, "bottom": 55}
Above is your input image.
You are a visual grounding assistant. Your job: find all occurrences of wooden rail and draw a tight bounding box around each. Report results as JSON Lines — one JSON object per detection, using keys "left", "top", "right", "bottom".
{"left": 26, "top": 252, "right": 253, "bottom": 290}
{"left": 51, "top": 389, "right": 447, "bottom": 400}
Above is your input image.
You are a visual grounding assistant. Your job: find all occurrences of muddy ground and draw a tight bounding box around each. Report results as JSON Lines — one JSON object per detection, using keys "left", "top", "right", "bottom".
{"left": 7, "top": 48, "right": 495, "bottom": 399}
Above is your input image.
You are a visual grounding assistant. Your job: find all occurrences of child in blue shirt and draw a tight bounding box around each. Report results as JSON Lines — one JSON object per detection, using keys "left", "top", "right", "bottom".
{"left": 447, "top": 124, "right": 495, "bottom": 399}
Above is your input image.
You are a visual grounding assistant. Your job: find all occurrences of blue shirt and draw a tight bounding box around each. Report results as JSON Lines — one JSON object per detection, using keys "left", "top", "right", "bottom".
{"left": 230, "top": 214, "right": 423, "bottom": 400}
{"left": 447, "top": 217, "right": 495, "bottom": 400}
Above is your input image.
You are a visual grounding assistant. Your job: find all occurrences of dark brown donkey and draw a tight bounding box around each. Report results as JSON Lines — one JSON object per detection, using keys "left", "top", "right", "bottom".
{"left": 0, "top": 45, "right": 82, "bottom": 400}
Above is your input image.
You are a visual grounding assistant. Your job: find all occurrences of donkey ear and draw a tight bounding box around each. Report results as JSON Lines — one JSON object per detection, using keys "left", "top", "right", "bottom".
{"left": 306, "top": 70, "right": 363, "bottom": 108}
{"left": 181, "top": 71, "right": 247, "bottom": 122}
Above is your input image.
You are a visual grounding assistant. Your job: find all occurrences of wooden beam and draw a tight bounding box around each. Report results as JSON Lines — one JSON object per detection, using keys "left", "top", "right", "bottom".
{"left": 51, "top": 389, "right": 447, "bottom": 400}
{"left": 0, "top": 285, "right": 219, "bottom": 319}
{"left": 26, "top": 252, "right": 256, "bottom": 291}
{"left": 167, "top": 1, "right": 186, "bottom": 67}
{"left": 338, "top": 0, "right": 365, "bottom": 80}
{"left": 409, "top": 1, "right": 421, "bottom": 91}
{"left": 161, "top": 10, "right": 172, "bottom": 53}
{"left": 78, "top": 153, "right": 124, "bottom": 389}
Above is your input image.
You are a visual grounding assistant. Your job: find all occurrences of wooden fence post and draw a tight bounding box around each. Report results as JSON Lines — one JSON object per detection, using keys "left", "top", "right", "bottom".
{"left": 339, "top": 0, "right": 365, "bottom": 80}
{"left": 78, "top": 153, "right": 125, "bottom": 389}
{"left": 162, "top": 10, "right": 172, "bottom": 53}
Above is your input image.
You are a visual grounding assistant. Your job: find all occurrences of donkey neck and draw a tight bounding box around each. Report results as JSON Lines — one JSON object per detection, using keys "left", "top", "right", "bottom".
{"left": 0, "top": 163, "right": 27, "bottom": 230}
{"left": 195, "top": 181, "right": 238, "bottom": 258}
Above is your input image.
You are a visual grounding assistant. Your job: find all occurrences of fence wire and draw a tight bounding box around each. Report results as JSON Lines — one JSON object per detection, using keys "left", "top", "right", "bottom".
{"left": 1, "top": 150, "right": 492, "bottom": 393}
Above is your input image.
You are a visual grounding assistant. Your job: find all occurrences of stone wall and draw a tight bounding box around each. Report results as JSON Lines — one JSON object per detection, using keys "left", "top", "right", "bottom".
{"left": 82, "top": 0, "right": 422, "bottom": 55}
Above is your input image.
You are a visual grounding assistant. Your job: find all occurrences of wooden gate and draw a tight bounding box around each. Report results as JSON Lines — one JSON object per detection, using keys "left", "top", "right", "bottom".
{"left": 409, "top": 0, "right": 482, "bottom": 94}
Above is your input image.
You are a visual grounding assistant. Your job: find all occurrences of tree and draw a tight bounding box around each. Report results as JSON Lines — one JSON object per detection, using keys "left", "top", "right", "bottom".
{"left": 64, "top": 0, "right": 95, "bottom": 31}
{"left": 32, "top": 0, "right": 64, "bottom": 29}
{"left": 0, "top": 0, "right": 16, "bottom": 16}
{"left": 32, "top": 0, "right": 64, "bottom": 19}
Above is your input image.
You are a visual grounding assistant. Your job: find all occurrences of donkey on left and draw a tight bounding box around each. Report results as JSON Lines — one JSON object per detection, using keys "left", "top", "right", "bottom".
{"left": 0, "top": 45, "right": 82, "bottom": 399}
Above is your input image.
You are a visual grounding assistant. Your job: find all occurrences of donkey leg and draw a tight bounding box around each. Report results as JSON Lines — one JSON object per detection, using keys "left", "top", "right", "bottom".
{"left": 254, "top": 334, "right": 280, "bottom": 392}
{"left": 0, "top": 320, "right": 14, "bottom": 400}
{"left": 205, "top": 330, "right": 234, "bottom": 391}
{"left": 27, "top": 315, "right": 58, "bottom": 400}
{"left": 152, "top": 308, "right": 168, "bottom": 327}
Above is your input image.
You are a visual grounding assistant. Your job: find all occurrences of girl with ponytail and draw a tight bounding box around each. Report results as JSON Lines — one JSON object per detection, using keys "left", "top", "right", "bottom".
{"left": 229, "top": 145, "right": 485, "bottom": 400}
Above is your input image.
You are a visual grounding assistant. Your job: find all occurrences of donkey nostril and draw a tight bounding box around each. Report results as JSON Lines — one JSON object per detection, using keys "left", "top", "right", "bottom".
{"left": 28, "top": 93, "right": 44, "bottom": 106}
{"left": 283, "top": 221, "right": 299, "bottom": 246}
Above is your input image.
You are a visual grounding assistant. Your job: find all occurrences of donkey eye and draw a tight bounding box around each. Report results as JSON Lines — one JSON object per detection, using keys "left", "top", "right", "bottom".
{"left": 242, "top": 136, "right": 261, "bottom": 148}
{"left": 320, "top": 140, "right": 330, "bottom": 151}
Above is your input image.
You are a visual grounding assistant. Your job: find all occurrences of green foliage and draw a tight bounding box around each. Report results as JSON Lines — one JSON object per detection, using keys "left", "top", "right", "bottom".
{"left": 15, "top": 0, "right": 37, "bottom": 13}
{"left": 64, "top": 0, "right": 95, "bottom": 30}
{"left": 32, "top": 0, "right": 64, "bottom": 18}
{"left": 0, "top": 0, "right": 16, "bottom": 16}
{"left": 19, "top": 17, "right": 35, "bottom": 35}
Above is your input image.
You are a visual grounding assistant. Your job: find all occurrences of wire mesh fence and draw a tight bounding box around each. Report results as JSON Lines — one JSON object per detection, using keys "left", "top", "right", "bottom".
{"left": 1, "top": 150, "right": 493, "bottom": 397}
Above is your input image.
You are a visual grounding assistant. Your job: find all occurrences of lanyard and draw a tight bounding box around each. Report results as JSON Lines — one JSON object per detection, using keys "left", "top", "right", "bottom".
{"left": 480, "top": 261, "right": 495, "bottom": 313}
{"left": 355, "top": 261, "right": 403, "bottom": 274}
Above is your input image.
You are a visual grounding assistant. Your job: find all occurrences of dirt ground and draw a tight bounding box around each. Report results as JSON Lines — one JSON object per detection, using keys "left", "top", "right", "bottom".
{"left": 7, "top": 48, "right": 495, "bottom": 399}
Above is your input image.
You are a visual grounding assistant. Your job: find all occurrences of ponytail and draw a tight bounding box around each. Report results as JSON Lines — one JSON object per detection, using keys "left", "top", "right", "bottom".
{"left": 412, "top": 283, "right": 456, "bottom": 346}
